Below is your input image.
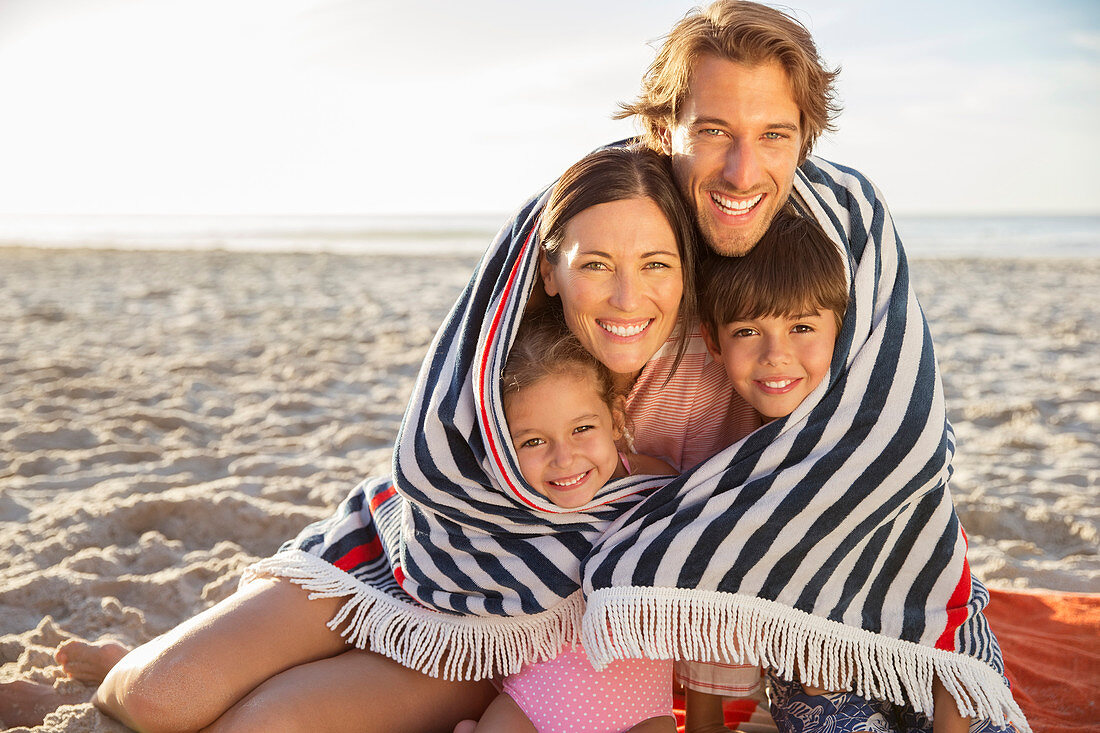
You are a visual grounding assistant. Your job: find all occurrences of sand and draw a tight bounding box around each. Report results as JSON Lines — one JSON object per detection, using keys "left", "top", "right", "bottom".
{"left": 1, "top": 248, "right": 1097, "bottom": 732}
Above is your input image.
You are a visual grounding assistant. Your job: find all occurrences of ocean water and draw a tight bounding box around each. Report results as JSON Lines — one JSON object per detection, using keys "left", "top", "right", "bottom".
{"left": 0, "top": 213, "right": 1098, "bottom": 259}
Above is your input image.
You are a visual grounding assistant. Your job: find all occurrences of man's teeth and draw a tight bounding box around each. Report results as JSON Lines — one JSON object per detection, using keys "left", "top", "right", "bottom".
{"left": 600, "top": 320, "right": 649, "bottom": 337}
{"left": 549, "top": 471, "right": 588, "bottom": 487}
{"left": 762, "top": 379, "right": 795, "bottom": 389}
{"left": 712, "top": 192, "right": 763, "bottom": 214}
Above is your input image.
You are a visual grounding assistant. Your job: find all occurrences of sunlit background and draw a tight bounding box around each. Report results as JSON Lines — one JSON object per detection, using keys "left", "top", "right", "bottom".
{"left": 1, "top": 0, "right": 1098, "bottom": 256}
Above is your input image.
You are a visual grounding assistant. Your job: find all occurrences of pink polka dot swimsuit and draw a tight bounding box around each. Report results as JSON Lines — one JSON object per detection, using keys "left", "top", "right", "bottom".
{"left": 502, "top": 642, "right": 673, "bottom": 732}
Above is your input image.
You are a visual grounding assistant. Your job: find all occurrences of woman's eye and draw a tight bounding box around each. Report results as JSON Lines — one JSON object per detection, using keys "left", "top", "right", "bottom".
{"left": 580, "top": 261, "right": 609, "bottom": 271}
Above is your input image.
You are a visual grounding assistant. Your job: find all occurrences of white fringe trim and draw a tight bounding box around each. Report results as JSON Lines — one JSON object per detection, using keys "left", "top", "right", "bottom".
{"left": 582, "top": 586, "right": 1031, "bottom": 733}
{"left": 242, "top": 550, "right": 583, "bottom": 681}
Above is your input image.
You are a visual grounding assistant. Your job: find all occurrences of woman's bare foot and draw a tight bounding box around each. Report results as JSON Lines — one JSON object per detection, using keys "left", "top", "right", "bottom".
{"left": 55, "top": 639, "right": 131, "bottom": 684}
{"left": 0, "top": 678, "right": 89, "bottom": 728}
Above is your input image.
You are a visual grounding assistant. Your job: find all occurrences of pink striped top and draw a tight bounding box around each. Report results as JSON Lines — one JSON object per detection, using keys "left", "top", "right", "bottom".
{"left": 626, "top": 329, "right": 760, "bottom": 472}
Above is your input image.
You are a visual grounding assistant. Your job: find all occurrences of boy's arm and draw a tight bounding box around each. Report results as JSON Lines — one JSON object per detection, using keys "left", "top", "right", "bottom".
{"left": 932, "top": 675, "right": 972, "bottom": 733}
{"left": 684, "top": 688, "right": 729, "bottom": 733}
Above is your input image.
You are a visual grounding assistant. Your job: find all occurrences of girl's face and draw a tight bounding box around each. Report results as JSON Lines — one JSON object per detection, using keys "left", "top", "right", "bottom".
{"left": 541, "top": 197, "right": 683, "bottom": 388}
{"left": 703, "top": 308, "right": 838, "bottom": 420}
{"left": 505, "top": 370, "right": 621, "bottom": 509}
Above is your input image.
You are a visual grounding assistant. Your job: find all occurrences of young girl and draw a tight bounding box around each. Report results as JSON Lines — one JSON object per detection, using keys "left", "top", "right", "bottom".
{"left": 456, "top": 313, "right": 677, "bottom": 733}
{"left": 693, "top": 211, "right": 995, "bottom": 733}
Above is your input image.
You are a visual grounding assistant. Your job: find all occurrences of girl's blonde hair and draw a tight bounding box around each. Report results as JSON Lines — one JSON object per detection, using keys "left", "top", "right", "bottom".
{"left": 502, "top": 312, "right": 618, "bottom": 416}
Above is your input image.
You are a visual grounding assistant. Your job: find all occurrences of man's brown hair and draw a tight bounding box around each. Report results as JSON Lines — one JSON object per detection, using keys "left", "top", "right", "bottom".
{"left": 619, "top": 0, "right": 841, "bottom": 162}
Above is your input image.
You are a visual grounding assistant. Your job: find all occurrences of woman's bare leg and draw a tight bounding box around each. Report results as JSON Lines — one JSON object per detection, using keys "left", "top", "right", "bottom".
{"left": 93, "top": 575, "right": 348, "bottom": 733}
{"left": 200, "top": 648, "right": 497, "bottom": 733}
{"left": 458, "top": 693, "right": 536, "bottom": 733}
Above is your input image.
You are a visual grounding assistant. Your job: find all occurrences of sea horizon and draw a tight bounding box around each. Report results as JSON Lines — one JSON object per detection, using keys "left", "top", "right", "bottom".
{"left": 1, "top": 212, "right": 1098, "bottom": 259}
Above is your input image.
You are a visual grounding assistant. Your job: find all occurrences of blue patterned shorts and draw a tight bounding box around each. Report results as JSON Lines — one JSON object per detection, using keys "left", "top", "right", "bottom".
{"left": 767, "top": 674, "right": 1016, "bottom": 733}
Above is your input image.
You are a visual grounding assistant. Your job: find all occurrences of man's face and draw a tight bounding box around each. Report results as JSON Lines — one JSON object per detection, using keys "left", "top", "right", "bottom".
{"left": 663, "top": 56, "right": 803, "bottom": 256}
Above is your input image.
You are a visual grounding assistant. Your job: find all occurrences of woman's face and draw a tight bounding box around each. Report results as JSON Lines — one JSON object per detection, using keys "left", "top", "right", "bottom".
{"left": 541, "top": 197, "right": 683, "bottom": 384}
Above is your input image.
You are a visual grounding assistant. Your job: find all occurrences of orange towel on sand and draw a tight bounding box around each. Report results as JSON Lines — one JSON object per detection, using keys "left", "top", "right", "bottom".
{"left": 986, "top": 588, "right": 1100, "bottom": 733}
{"left": 669, "top": 588, "right": 1099, "bottom": 732}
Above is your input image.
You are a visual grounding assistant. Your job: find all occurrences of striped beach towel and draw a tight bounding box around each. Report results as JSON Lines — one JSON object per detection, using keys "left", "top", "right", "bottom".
{"left": 246, "top": 154, "right": 1028, "bottom": 729}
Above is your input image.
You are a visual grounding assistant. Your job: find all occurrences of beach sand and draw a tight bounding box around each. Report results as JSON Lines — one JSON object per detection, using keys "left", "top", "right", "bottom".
{"left": 1, "top": 248, "right": 1097, "bottom": 731}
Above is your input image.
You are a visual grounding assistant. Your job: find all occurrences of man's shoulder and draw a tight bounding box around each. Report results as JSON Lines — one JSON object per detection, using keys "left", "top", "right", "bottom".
{"left": 799, "top": 155, "right": 876, "bottom": 190}
{"left": 796, "top": 155, "right": 887, "bottom": 215}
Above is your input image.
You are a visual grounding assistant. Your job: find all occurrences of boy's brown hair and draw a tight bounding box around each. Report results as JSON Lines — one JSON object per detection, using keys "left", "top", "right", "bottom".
{"left": 699, "top": 208, "right": 849, "bottom": 341}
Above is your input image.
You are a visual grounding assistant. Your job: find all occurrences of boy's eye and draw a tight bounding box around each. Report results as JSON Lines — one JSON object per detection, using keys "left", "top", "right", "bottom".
{"left": 791, "top": 324, "right": 814, "bottom": 333}
{"left": 732, "top": 327, "right": 758, "bottom": 338}
{"left": 520, "top": 437, "right": 545, "bottom": 448}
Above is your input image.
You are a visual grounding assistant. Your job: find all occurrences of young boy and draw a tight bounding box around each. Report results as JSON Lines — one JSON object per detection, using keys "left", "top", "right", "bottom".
{"left": 693, "top": 209, "right": 976, "bottom": 733}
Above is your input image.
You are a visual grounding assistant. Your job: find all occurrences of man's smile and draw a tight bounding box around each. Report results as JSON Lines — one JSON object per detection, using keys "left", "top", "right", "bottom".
{"left": 710, "top": 191, "right": 765, "bottom": 217}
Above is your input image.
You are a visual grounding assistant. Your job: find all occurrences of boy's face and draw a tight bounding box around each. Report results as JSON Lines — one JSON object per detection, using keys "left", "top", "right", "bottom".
{"left": 702, "top": 310, "right": 838, "bottom": 420}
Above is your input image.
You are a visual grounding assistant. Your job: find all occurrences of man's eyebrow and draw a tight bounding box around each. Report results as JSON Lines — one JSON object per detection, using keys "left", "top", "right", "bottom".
{"left": 689, "top": 116, "right": 729, "bottom": 128}
{"left": 768, "top": 122, "right": 801, "bottom": 132}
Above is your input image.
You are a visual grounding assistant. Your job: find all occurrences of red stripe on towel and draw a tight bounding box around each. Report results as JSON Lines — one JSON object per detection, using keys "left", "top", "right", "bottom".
{"left": 369, "top": 484, "right": 397, "bottom": 512}
{"left": 333, "top": 535, "right": 382, "bottom": 572}
{"left": 478, "top": 225, "right": 541, "bottom": 509}
{"left": 936, "top": 530, "right": 972, "bottom": 650}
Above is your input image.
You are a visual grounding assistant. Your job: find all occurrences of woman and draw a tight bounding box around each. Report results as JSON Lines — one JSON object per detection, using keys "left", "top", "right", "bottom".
{"left": 88, "top": 146, "right": 716, "bottom": 733}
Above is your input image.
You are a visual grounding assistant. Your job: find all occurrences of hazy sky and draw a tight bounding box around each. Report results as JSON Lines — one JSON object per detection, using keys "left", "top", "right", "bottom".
{"left": 1, "top": 0, "right": 1097, "bottom": 216}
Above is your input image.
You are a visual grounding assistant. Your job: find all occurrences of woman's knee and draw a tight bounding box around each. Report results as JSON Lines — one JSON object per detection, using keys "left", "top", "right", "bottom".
{"left": 94, "top": 577, "right": 347, "bottom": 732}
{"left": 93, "top": 636, "right": 224, "bottom": 733}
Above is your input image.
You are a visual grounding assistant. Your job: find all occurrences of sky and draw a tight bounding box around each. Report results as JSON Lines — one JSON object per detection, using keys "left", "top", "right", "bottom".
{"left": 0, "top": 0, "right": 1098, "bottom": 217}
